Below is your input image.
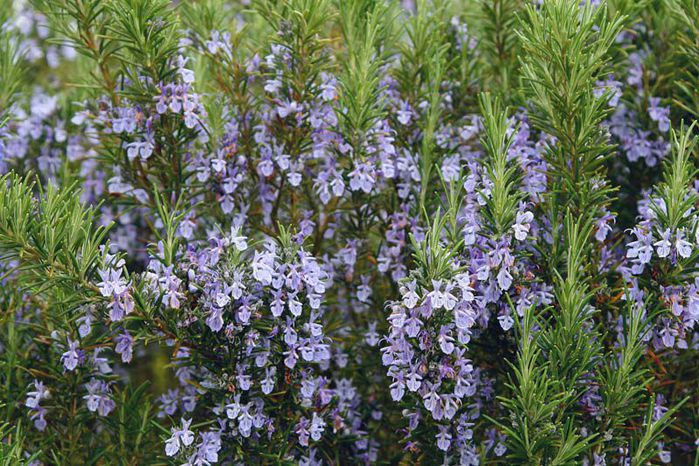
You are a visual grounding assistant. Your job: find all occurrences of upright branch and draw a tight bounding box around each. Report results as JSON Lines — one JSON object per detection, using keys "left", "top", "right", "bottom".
{"left": 394, "top": 0, "right": 451, "bottom": 214}
{"left": 478, "top": 92, "right": 524, "bottom": 237}
{"left": 474, "top": 0, "right": 523, "bottom": 99}
{"left": 336, "top": 0, "right": 398, "bottom": 152}
{"left": 496, "top": 213, "right": 599, "bottom": 464}
{"left": 518, "top": 0, "right": 623, "bottom": 217}
{"left": 0, "top": 32, "right": 25, "bottom": 123}
{"left": 669, "top": 0, "right": 699, "bottom": 118}
{"left": 0, "top": 173, "right": 109, "bottom": 306}
{"left": 37, "top": 0, "right": 120, "bottom": 101}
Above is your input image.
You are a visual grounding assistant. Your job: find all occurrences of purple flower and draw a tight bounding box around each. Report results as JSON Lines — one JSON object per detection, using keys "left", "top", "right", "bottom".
{"left": 593, "top": 78, "right": 622, "bottom": 107}
{"left": 389, "top": 372, "right": 406, "bottom": 401}
{"left": 84, "top": 378, "right": 115, "bottom": 417}
{"left": 77, "top": 309, "right": 93, "bottom": 337}
{"left": 189, "top": 430, "right": 221, "bottom": 464}
{"left": 319, "top": 72, "right": 337, "bottom": 101}
{"left": 348, "top": 162, "right": 376, "bottom": 193}
{"left": 675, "top": 229, "right": 692, "bottom": 258}
{"left": 177, "top": 55, "right": 195, "bottom": 84}
{"left": 498, "top": 314, "right": 514, "bottom": 331}
{"left": 252, "top": 250, "right": 275, "bottom": 284}
{"left": 401, "top": 281, "right": 420, "bottom": 309}
{"left": 26, "top": 380, "right": 50, "bottom": 409}
{"left": 497, "top": 266, "right": 513, "bottom": 291}
{"left": 296, "top": 417, "right": 311, "bottom": 446}
{"left": 206, "top": 30, "right": 231, "bottom": 55}
{"left": 512, "top": 210, "right": 533, "bottom": 241}
{"left": 115, "top": 330, "right": 134, "bottom": 363}
{"left": 595, "top": 212, "right": 615, "bottom": 242}
{"left": 648, "top": 98, "right": 670, "bottom": 133}
{"left": 97, "top": 262, "right": 134, "bottom": 321}
{"left": 125, "top": 139, "right": 154, "bottom": 162}
{"left": 627, "top": 227, "right": 653, "bottom": 266}
{"left": 365, "top": 322, "right": 380, "bottom": 346}
{"left": 396, "top": 100, "right": 413, "bottom": 125}
{"left": 61, "top": 337, "right": 81, "bottom": 371}
{"left": 436, "top": 425, "right": 451, "bottom": 451}
{"left": 26, "top": 379, "right": 50, "bottom": 431}
{"left": 277, "top": 99, "right": 302, "bottom": 119}
{"left": 310, "top": 413, "right": 325, "bottom": 442}
{"left": 357, "top": 275, "right": 372, "bottom": 302}
{"left": 228, "top": 225, "right": 248, "bottom": 251}
{"left": 165, "top": 418, "right": 195, "bottom": 457}
{"left": 206, "top": 307, "right": 224, "bottom": 332}
{"left": 654, "top": 228, "right": 672, "bottom": 258}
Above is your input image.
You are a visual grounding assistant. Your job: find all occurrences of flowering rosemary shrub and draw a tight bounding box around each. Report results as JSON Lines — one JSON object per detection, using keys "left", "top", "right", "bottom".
{"left": 1, "top": 0, "right": 699, "bottom": 464}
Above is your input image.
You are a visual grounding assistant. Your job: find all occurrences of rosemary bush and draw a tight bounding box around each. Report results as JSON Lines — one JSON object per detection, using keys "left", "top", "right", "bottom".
{"left": 0, "top": 0, "right": 698, "bottom": 464}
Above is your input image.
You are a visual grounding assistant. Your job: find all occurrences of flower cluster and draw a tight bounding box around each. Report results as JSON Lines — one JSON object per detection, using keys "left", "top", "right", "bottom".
{"left": 1, "top": 0, "right": 698, "bottom": 464}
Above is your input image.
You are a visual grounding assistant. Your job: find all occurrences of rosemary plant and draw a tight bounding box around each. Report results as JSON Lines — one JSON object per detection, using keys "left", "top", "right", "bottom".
{"left": 0, "top": 0, "right": 697, "bottom": 464}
